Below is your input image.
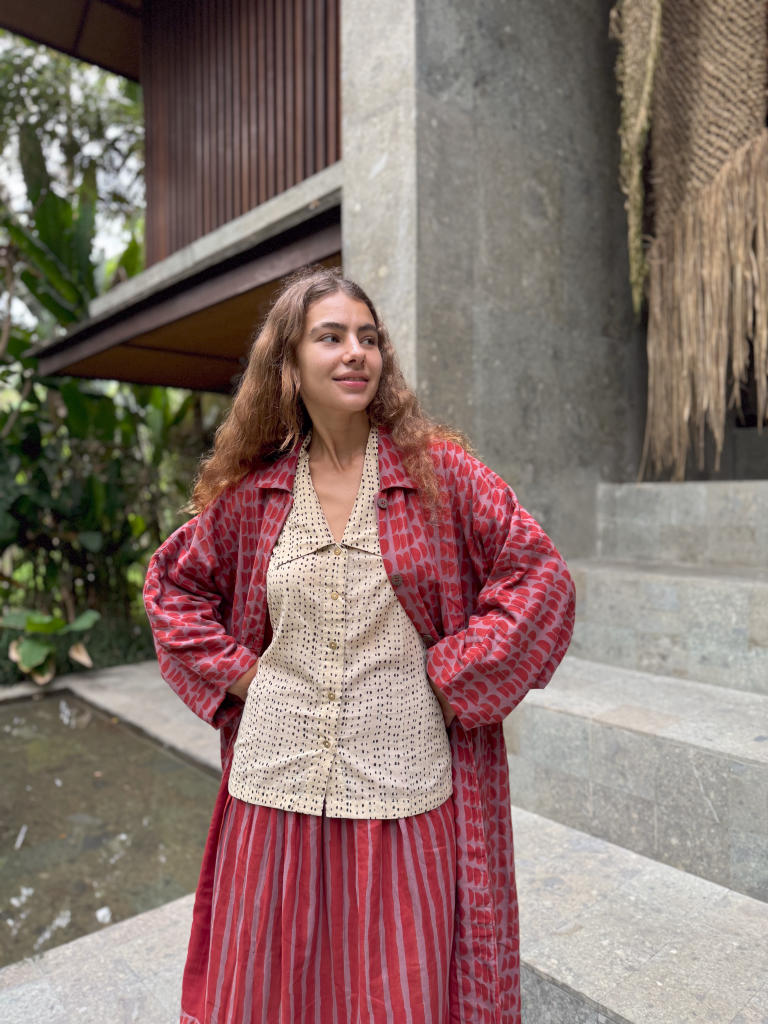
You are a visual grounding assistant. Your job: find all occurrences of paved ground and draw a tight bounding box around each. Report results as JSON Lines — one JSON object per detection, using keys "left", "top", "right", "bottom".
{"left": 2, "top": 662, "right": 767, "bottom": 1023}
{"left": 0, "top": 662, "right": 216, "bottom": 1023}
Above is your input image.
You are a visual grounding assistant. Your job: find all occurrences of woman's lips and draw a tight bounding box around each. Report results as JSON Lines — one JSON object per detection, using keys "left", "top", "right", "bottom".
{"left": 334, "top": 378, "right": 369, "bottom": 390}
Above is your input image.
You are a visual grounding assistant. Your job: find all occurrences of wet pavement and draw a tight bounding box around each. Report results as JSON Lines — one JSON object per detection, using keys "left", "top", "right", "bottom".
{"left": 0, "top": 692, "right": 219, "bottom": 967}
{"left": 0, "top": 661, "right": 219, "bottom": 1023}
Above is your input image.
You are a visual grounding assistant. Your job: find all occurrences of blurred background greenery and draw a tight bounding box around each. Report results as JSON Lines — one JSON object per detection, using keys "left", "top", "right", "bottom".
{"left": 0, "top": 31, "right": 227, "bottom": 684}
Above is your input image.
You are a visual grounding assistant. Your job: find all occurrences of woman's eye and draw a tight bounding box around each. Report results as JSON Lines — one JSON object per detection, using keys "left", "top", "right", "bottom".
{"left": 319, "top": 334, "right": 339, "bottom": 343}
{"left": 362, "top": 336, "right": 378, "bottom": 347}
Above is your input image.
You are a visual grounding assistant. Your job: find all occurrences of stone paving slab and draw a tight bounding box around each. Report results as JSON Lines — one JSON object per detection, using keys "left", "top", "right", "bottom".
{"left": 505, "top": 656, "right": 768, "bottom": 900}
{"left": 3, "top": 805, "right": 766, "bottom": 1024}
{"left": 514, "top": 808, "right": 768, "bottom": 1024}
{"left": 569, "top": 559, "right": 768, "bottom": 694}
{"left": 597, "top": 481, "right": 768, "bottom": 570}
{"left": 513, "top": 654, "right": 768, "bottom": 762}
{"left": 3, "top": 662, "right": 767, "bottom": 1023}
{"left": 0, "top": 895, "right": 193, "bottom": 1023}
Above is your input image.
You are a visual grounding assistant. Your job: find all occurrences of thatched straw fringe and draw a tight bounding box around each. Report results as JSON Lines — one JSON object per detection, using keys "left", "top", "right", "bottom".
{"left": 641, "top": 129, "right": 768, "bottom": 479}
{"left": 609, "top": 0, "right": 664, "bottom": 315}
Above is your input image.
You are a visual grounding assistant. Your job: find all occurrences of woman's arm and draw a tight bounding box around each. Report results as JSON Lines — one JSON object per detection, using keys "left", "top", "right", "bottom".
{"left": 428, "top": 677, "right": 456, "bottom": 727}
{"left": 426, "top": 448, "right": 575, "bottom": 730}
{"left": 226, "top": 661, "right": 259, "bottom": 701}
{"left": 143, "top": 489, "right": 259, "bottom": 726}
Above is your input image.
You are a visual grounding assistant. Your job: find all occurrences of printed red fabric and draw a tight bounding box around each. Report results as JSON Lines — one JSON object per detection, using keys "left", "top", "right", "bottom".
{"left": 181, "top": 796, "right": 456, "bottom": 1024}
{"left": 145, "top": 429, "right": 576, "bottom": 1022}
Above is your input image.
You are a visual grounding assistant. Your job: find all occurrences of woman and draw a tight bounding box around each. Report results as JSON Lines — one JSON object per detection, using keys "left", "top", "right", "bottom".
{"left": 144, "top": 267, "right": 575, "bottom": 1024}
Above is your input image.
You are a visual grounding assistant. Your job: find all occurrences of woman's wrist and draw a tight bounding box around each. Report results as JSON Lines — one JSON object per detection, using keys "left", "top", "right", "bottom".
{"left": 428, "top": 677, "right": 456, "bottom": 727}
{"left": 226, "top": 661, "right": 259, "bottom": 702}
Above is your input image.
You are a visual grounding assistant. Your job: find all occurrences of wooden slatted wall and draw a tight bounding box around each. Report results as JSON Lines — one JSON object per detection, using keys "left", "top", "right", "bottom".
{"left": 143, "top": 0, "right": 340, "bottom": 265}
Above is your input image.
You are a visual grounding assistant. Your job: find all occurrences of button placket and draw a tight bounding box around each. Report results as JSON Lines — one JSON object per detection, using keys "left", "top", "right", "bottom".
{"left": 321, "top": 541, "right": 345, "bottom": 755}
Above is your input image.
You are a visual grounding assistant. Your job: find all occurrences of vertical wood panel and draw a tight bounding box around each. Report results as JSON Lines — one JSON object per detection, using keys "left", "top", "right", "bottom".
{"left": 326, "top": 0, "right": 337, "bottom": 167}
{"left": 265, "top": 0, "right": 276, "bottom": 198}
{"left": 304, "top": 0, "right": 314, "bottom": 180}
{"left": 144, "top": 0, "right": 340, "bottom": 265}
{"left": 247, "top": 0, "right": 258, "bottom": 208}
{"left": 275, "top": 0, "right": 285, "bottom": 195}
{"left": 284, "top": 0, "right": 295, "bottom": 191}
{"left": 314, "top": 0, "right": 325, "bottom": 171}
{"left": 294, "top": 0, "right": 305, "bottom": 185}
{"left": 215, "top": 0, "right": 227, "bottom": 226}
{"left": 238, "top": 0, "right": 251, "bottom": 213}
{"left": 202, "top": 0, "right": 211, "bottom": 235}
{"left": 224, "top": 0, "right": 232, "bottom": 223}
{"left": 142, "top": 6, "right": 154, "bottom": 264}
{"left": 257, "top": 0, "right": 267, "bottom": 204}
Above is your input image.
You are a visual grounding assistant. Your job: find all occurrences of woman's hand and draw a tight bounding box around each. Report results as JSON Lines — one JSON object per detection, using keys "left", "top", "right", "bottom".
{"left": 429, "top": 678, "right": 456, "bottom": 728}
{"left": 226, "top": 661, "right": 259, "bottom": 702}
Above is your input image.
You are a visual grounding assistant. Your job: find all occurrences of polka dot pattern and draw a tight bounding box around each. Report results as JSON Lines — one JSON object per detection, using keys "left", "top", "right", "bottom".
{"left": 144, "top": 427, "right": 576, "bottom": 1023}
{"left": 229, "top": 427, "right": 452, "bottom": 819}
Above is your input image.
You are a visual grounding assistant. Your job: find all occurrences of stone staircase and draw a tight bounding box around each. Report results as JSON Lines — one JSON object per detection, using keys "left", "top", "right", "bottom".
{"left": 508, "top": 481, "right": 768, "bottom": 1024}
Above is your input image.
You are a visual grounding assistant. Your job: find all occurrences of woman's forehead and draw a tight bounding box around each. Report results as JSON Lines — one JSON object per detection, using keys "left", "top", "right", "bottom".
{"left": 304, "top": 292, "right": 374, "bottom": 327}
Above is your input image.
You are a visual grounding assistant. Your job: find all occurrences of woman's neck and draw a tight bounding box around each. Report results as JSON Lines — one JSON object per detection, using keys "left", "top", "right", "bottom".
{"left": 307, "top": 412, "right": 371, "bottom": 471}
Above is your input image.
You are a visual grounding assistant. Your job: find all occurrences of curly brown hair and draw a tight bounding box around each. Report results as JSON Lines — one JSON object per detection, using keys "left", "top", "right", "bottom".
{"left": 191, "top": 266, "right": 468, "bottom": 512}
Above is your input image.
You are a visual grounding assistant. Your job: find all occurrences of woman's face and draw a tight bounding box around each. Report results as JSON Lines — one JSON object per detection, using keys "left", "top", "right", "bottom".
{"left": 294, "top": 291, "right": 383, "bottom": 421}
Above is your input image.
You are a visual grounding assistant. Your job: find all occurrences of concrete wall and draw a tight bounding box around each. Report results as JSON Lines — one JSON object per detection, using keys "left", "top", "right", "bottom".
{"left": 343, "top": 0, "right": 644, "bottom": 557}
{"left": 341, "top": 0, "right": 419, "bottom": 385}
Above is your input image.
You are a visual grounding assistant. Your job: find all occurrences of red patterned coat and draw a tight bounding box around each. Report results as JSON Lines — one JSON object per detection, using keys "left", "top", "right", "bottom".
{"left": 143, "top": 429, "right": 575, "bottom": 1023}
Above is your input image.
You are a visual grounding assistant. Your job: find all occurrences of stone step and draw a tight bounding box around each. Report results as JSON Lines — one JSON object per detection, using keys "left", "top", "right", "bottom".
{"left": 4, "top": 814, "right": 766, "bottom": 1024}
{"left": 597, "top": 480, "right": 768, "bottom": 569}
{"left": 505, "top": 655, "right": 768, "bottom": 900}
{"left": 514, "top": 806, "right": 768, "bottom": 1024}
{"left": 0, "top": 894, "right": 192, "bottom": 1022}
{"left": 569, "top": 559, "right": 768, "bottom": 694}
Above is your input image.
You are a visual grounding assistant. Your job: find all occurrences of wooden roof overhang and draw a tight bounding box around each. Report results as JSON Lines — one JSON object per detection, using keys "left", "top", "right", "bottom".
{"left": 0, "top": 0, "right": 141, "bottom": 80}
{"left": 35, "top": 201, "right": 341, "bottom": 394}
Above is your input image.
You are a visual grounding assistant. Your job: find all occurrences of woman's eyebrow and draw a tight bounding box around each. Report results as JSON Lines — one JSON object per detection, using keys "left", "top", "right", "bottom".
{"left": 309, "top": 320, "right": 378, "bottom": 335}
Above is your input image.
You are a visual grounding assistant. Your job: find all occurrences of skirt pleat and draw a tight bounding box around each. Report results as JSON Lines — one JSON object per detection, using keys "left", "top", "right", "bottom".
{"left": 184, "top": 796, "right": 456, "bottom": 1024}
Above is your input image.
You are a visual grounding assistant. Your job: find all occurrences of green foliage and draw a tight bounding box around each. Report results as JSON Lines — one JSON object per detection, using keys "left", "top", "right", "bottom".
{"left": 0, "top": 617, "right": 156, "bottom": 686}
{"left": 0, "top": 368, "right": 219, "bottom": 633}
{"left": 0, "top": 32, "right": 229, "bottom": 683}
{"left": 1, "top": 606, "right": 101, "bottom": 683}
{"left": 0, "top": 30, "right": 144, "bottom": 223}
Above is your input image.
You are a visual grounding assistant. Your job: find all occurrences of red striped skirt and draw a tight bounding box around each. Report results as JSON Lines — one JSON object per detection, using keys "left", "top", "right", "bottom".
{"left": 181, "top": 795, "right": 457, "bottom": 1024}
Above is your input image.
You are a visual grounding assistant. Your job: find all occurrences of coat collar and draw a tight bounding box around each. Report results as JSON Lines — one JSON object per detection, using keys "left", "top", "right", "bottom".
{"left": 377, "top": 427, "right": 417, "bottom": 491}
{"left": 249, "top": 426, "right": 417, "bottom": 493}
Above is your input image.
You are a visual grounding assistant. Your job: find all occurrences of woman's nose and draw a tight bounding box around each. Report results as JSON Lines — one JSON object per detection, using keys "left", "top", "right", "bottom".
{"left": 343, "top": 335, "right": 365, "bottom": 360}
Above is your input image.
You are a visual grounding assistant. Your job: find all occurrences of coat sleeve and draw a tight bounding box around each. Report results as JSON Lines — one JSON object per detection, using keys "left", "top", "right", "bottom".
{"left": 143, "top": 485, "right": 259, "bottom": 728}
{"left": 426, "top": 448, "right": 575, "bottom": 730}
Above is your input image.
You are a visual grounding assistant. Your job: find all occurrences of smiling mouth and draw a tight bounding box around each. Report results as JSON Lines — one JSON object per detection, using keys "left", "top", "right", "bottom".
{"left": 334, "top": 377, "right": 369, "bottom": 382}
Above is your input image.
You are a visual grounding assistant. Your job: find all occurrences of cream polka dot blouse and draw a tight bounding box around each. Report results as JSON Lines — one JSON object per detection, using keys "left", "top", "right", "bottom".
{"left": 228, "top": 426, "right": 453, "bottom": 819}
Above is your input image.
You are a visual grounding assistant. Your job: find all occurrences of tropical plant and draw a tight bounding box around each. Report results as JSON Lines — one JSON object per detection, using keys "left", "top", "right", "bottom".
{"left": 0, "top": 607, "right": 101, "bottom": 684}
{"left": 0, "top": 32, "right": 226, "bottom": 684}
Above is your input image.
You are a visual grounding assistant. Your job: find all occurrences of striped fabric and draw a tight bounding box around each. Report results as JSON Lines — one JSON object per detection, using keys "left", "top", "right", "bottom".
{"left": 182, "top": 795, "right": 456, "bottom": 1024}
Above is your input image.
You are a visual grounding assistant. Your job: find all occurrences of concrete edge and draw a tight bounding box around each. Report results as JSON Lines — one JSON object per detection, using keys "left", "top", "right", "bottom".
{"left": 89, "top": 161, "right": 343, "bottom": 319}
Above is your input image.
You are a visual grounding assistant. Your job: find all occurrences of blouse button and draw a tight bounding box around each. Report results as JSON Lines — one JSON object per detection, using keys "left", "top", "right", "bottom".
{"left": 322, "top": 739, "right": 332, "bottom": 749}
{"left": 376, "top": 496, "right": 388, "bottom": 509}
{"left": 333, "top": 546, "right": 342, "bottom": 556}
{"left": 328, "top": 640, "right": 338, "bottom": 650}
{"left": 331, "top": 591, "right": 340, "bottom": 601}
{"left": 390, "top": 573, "right": 402, "bottom": 588}
{"left": 327, "top": 691, "right": 337, "bottom": 701}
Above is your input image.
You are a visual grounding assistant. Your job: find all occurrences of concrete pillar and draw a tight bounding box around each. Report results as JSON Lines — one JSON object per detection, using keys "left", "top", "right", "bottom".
{"left": 341, "top": 0, "right": 419, "bottom": 386}
{"left": 341, "top": 0, "right": 643, "bottom": 556}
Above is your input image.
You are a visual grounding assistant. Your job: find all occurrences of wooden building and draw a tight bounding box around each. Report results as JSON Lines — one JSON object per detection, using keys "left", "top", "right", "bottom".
{"left": 1, "top": 0, "right": 342, "bottom": 393}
